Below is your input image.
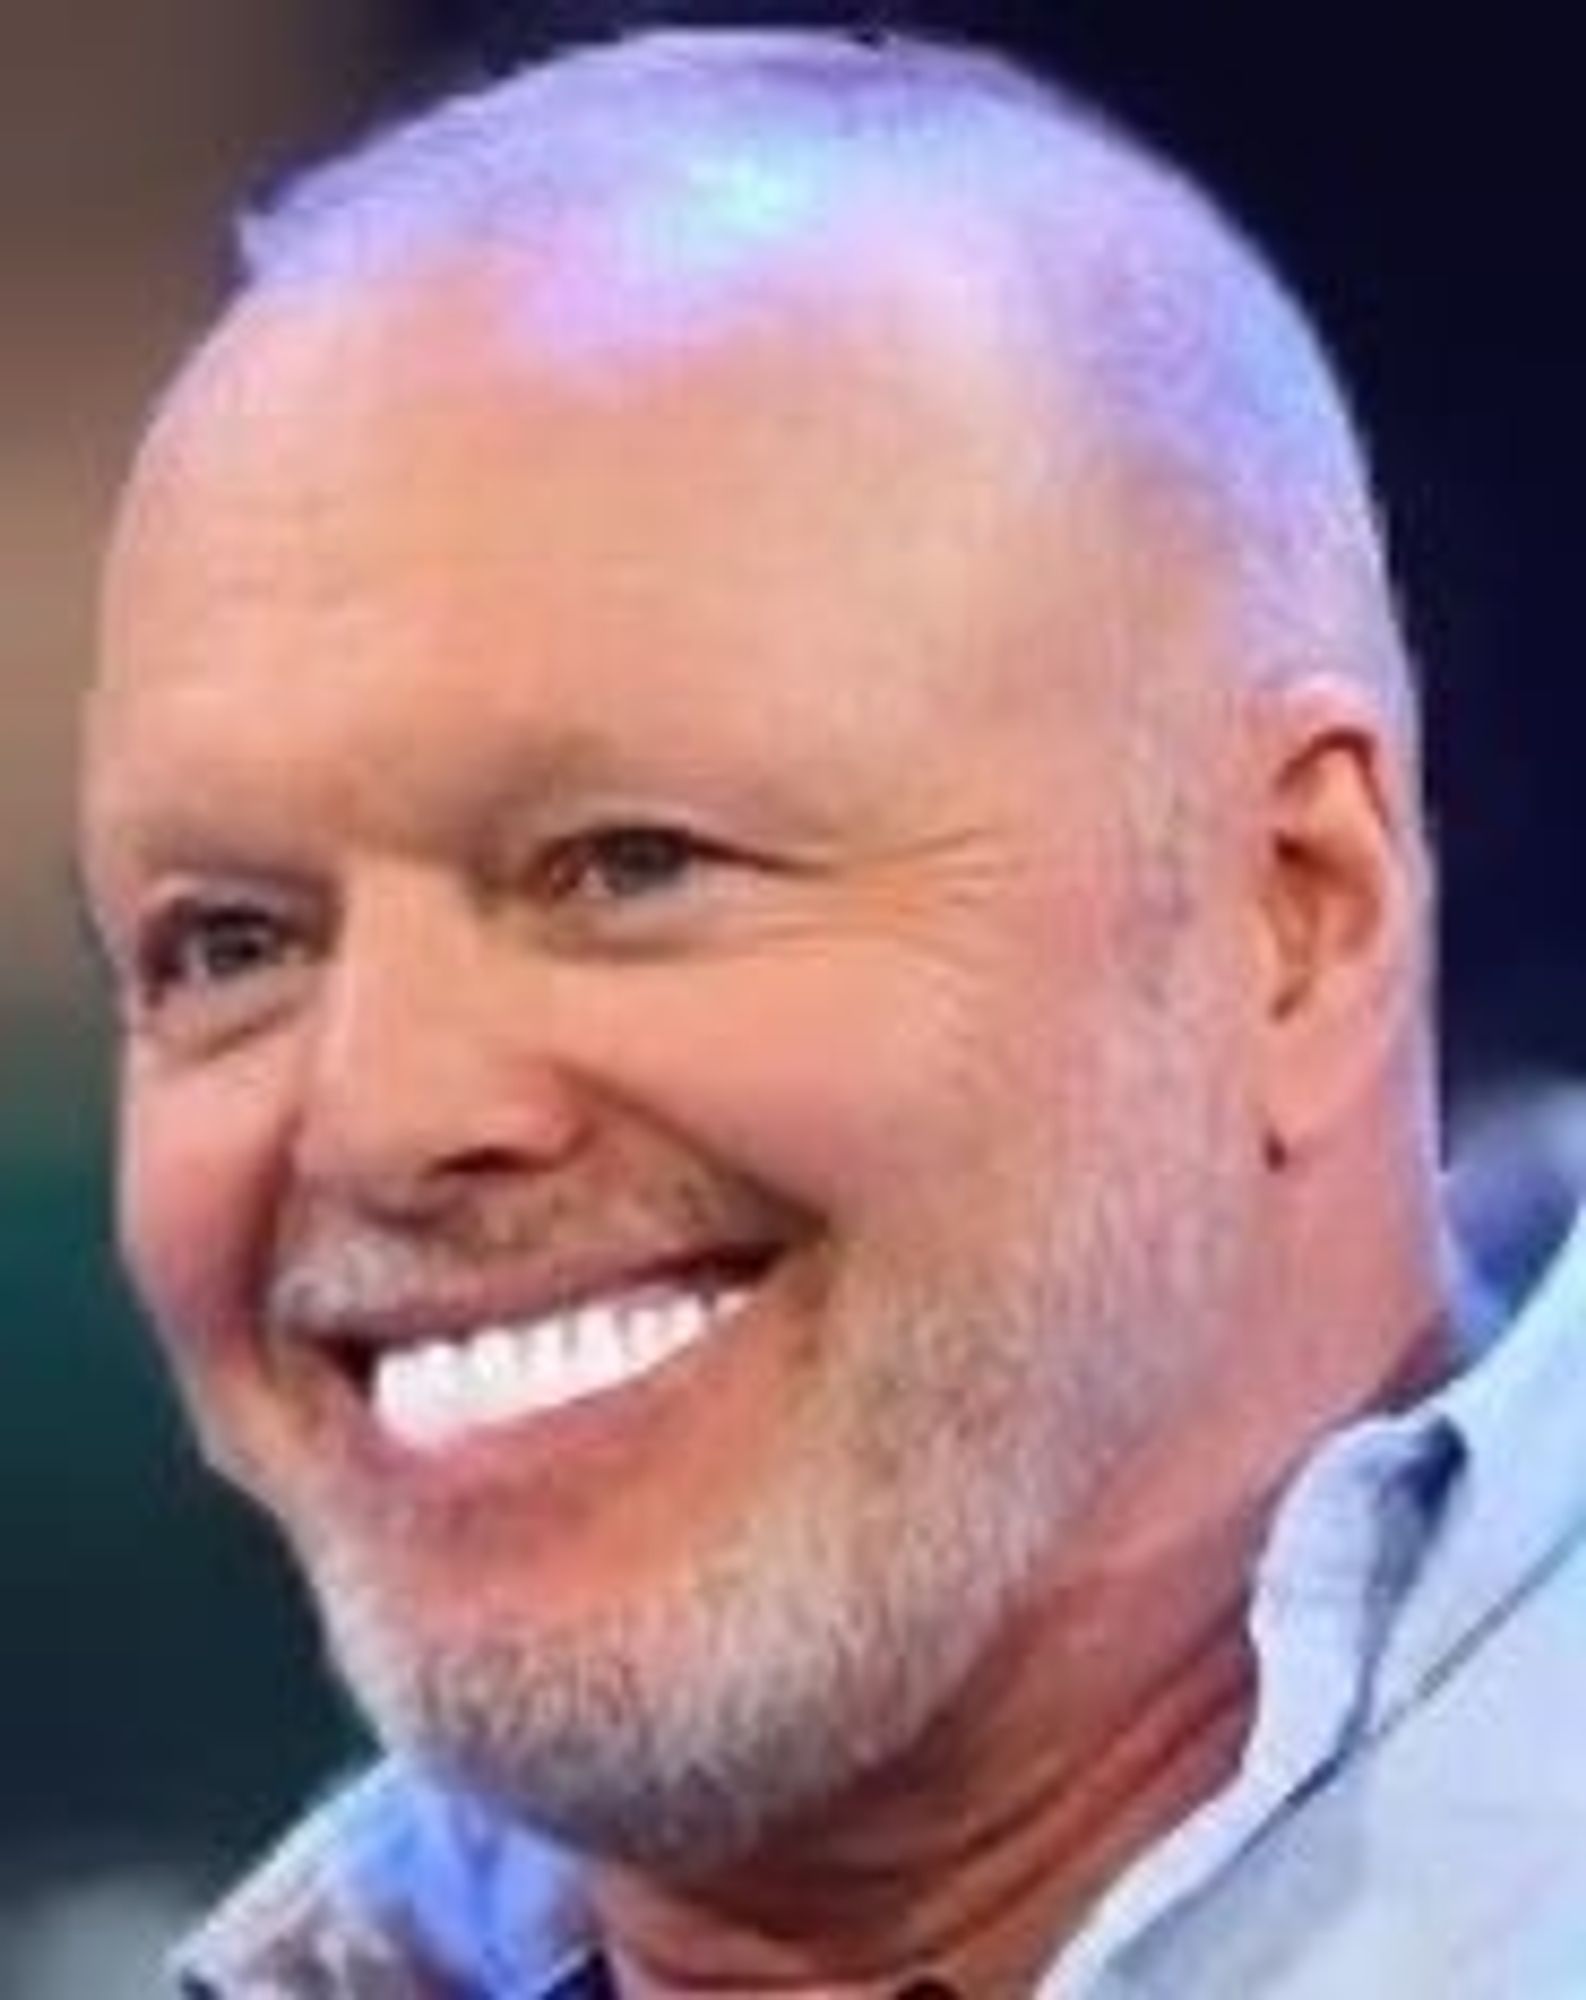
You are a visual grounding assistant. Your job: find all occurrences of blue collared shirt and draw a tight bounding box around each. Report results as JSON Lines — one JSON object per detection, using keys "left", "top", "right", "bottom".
{"left": 178, "top": 1212, "right": 1586, "bottom": 1996}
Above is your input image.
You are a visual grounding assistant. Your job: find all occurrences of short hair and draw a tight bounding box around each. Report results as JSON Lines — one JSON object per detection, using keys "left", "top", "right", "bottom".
{"left": 240, "top": 26, "right": 1414, "bottom": 757}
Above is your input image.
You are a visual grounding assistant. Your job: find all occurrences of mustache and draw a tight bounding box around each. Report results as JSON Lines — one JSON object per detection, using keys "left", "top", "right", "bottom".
{"left": 263, "top": 1169, "right": 808, "bottom": 1338}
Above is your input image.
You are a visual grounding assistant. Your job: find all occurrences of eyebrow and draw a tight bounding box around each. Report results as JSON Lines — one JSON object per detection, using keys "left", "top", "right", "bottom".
{"left": 71, "top": 717, "right": 863, "bottom": 954}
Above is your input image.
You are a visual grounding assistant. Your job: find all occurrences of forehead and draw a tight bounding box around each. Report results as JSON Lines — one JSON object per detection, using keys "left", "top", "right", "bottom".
{"left": 113, "top": 209, "right": 1083, "bottom": 550}
{"left": 87, "top": 218, "right": 1136, "bottom": 866}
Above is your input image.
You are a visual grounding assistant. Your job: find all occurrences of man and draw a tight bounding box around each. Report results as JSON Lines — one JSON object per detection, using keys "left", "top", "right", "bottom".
{"left": 78, "top": 26, "right": 1586, "bottom": 1997}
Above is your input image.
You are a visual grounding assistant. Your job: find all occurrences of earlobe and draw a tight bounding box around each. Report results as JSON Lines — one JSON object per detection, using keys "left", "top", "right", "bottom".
{"left": 1255, "top": 682, "right": 1421, "bottom": 1163}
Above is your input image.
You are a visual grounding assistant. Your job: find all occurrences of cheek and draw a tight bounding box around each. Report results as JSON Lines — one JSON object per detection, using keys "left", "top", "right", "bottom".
{"left": 116, "top": 1059, "right": 285, "bottom": 1376}
{"left": 563, "top": 938, "right": 1076, "bottom": 1220}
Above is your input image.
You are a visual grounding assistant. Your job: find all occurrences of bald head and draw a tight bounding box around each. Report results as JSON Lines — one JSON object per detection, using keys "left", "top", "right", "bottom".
{"left": 239, "top": 27, "right": 1413, "bottom": 752}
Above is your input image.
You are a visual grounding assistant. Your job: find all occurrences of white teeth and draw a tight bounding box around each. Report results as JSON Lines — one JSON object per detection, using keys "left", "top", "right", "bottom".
{"left": 373, "top": 1341, "right": 469, "bottom": 1449}
{"left": 369, "top": 1285, "right": 751, "bottom": 1451}
{"left": 566, "top": 1303, "right": 627, "bottom": 1396}
{"left": 468, "top": 1327, "right": 520, "bottom": 1395}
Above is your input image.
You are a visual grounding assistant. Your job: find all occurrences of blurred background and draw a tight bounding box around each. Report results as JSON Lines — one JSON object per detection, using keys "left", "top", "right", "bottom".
{"left": 2, "top": 2, "right": 1582, "bottom": 1989}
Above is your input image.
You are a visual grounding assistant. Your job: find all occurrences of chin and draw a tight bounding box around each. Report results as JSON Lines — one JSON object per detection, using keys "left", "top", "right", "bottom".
{"left": 317, "top": 1595, "right": 846, "bottom": 1870}
{"left": 300, "top": 1432, "right": 1043, "bottom": 1875}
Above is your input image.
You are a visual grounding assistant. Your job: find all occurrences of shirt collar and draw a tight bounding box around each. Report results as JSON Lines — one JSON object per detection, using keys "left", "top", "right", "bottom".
{"left": 1050, "top": 1203, "right": 1586, "bottom": 1988}
{"left": 1370, "top": 1202, "right": 1586, "bottom": 1719}
{"left": 1046, "top": 1370, "right": 1462, "bottom": 1991}
{"left": 176, "top": 1763, "right": 595, "bottom": 1997}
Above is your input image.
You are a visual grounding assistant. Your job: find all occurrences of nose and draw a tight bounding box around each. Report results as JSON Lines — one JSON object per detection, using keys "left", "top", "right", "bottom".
{"left": 288, "top": 872, "right": 593, "bottom": 1220}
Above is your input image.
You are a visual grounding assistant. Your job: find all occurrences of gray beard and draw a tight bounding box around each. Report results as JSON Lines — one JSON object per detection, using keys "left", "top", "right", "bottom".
{"left": 311, "top": 1315, "right": 1068, "bottom": 1868}
{"left": 301, "top": 1168, "right": 1239, "bottom": 1875}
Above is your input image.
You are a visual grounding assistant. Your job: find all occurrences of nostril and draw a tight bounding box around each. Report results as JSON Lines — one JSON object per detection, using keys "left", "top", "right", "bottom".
{"left": 439, "top": 1143, "right": 543, "bottom": 1176}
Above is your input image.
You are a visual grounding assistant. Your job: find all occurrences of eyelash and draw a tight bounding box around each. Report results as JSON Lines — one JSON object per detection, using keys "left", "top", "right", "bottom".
{"left": 535, "top": 822, "right": 732, "bottom": 905}
{"left": 132, "top": 897, "right": 304, "bottom": 1006}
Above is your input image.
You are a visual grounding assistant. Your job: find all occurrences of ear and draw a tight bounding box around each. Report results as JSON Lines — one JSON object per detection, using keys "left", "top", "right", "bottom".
{"left": 1255, "top": 679, "right": 1426, "bottom": 1164}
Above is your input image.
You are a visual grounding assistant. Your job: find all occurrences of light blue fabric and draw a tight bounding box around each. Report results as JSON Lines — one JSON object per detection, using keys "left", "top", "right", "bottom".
{"left": 178, "top": 1212, "right": 1586, "bottom": 1996}
{"left": 1049, "top": 1207, "right": 1586, "bottom": 1995}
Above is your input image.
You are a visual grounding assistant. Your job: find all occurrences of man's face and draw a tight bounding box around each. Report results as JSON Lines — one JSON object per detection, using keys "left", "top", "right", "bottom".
{"left": 83, "top": 241, "right": 1263, "bottom": 1864}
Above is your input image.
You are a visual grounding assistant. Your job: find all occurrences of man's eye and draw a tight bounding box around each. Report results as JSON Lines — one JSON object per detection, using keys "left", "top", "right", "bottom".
{"left": 134, "top": 899, "right": 302, "bottom": 1003}
{"left": 539, "top": 825, "right": 722, "bottom": 904}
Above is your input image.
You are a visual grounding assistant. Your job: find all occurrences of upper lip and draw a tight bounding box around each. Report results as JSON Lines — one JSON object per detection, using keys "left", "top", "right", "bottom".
{"left": 269, "top": 1240, "right": 785, "bottom": 1362}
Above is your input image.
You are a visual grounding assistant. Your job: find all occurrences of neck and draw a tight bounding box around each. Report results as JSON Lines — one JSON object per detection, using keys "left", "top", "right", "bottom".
{"left": 589, "top": 1283, "right": 1454, "bottom": 1999}
{"left": 592, "top": 1516, "right": 1262, "bottom": 1997}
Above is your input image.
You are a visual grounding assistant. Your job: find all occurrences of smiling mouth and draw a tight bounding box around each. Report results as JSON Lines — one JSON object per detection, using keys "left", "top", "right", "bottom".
{"left": 312, "top": 1246, "right": 781, "bottom": 1454}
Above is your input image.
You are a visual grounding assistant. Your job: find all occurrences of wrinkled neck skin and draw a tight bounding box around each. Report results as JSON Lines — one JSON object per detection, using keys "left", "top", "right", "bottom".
{"left": 594, "top": 1539, "right": 1258, "bottom": 1998}
{"left": 590, "top": 1307, "right": 1451, "bottom": 1998}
